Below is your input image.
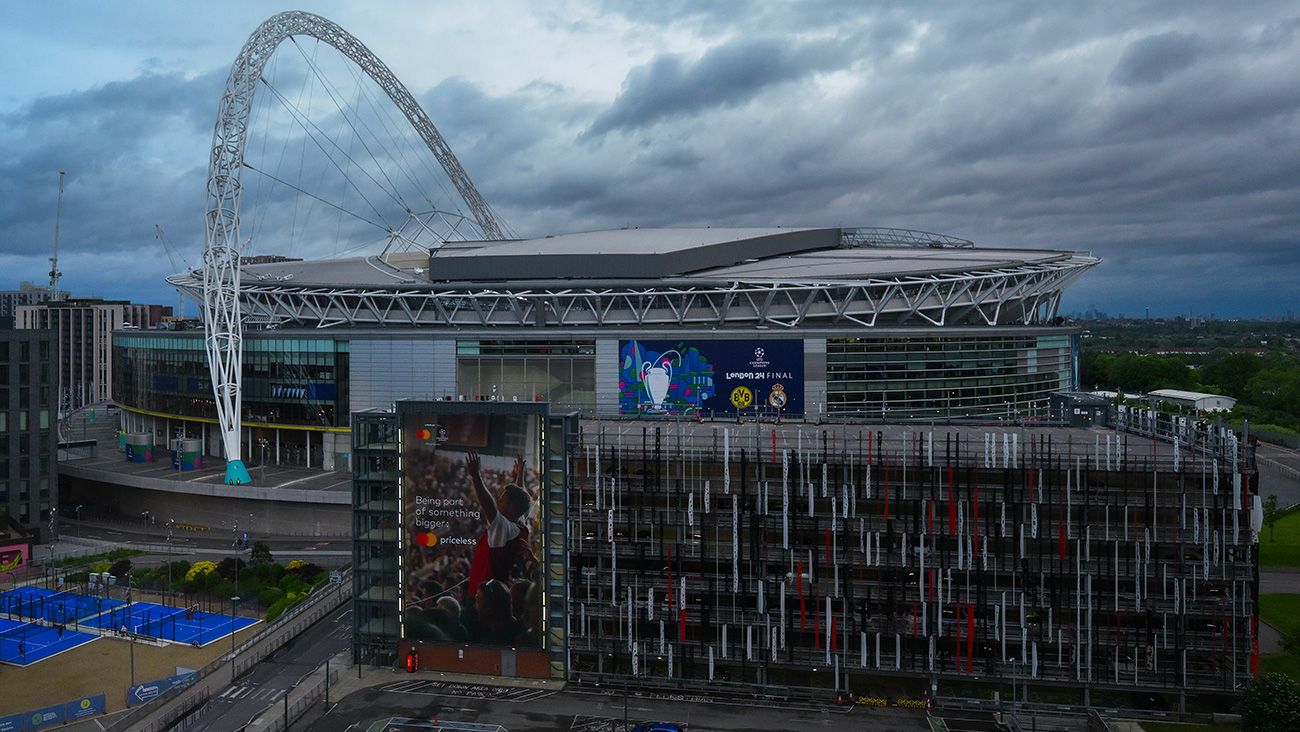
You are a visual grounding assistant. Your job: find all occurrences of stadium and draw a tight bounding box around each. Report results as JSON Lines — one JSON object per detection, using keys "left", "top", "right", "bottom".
{"left": 119, "top": 224, "right": 1099, "bottom": 467}
{"left": 70, "top": 10, "right": 1258, "bottom": 717}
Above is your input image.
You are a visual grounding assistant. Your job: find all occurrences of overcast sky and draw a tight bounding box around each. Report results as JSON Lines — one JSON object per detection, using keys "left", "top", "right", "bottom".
{"left": 1, "top": 1, "right": 1296, "bottom": 317}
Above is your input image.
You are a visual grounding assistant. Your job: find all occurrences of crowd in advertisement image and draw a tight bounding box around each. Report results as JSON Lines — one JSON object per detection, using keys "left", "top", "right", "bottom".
{"left": 402, "top": 413, "right": 544, "bottom": 648}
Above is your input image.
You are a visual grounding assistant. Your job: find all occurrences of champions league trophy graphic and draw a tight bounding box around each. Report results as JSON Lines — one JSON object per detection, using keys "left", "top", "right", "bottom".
{"left": 640, "top": 350, "right": 680, "bottom": 412}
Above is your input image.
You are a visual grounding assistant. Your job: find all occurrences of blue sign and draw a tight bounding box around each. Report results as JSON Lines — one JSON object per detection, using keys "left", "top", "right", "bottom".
{"left": 270, "top": 383, "right": 336, "bottom": 400}
{"left": 127, "top": 672, "right": 196, "bottom": 707}
{"left": 64, "top": 694, "right": 105, "bottom": 721}
{"left": 0, "top": 694, "right": 105, "bottom": 730}
{"left": 26, "top": 704, "right": 63, "bottom": 730}
{"left": 619, "top": 339, "right": 804, "bottom": 416}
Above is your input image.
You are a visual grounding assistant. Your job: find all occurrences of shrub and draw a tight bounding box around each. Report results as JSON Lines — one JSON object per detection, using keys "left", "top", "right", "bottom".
{"left": 279, "top": 575, "right": 310, "bottom": 595}
{"left": 185, "top": 561, "right": 219, "bottom": 583}
{"left": 285, "top": 561, "right": 322, "bottom": 581}
{"left": 250, "top": 541, "right": 273, "bottom": 564}
{"left": 285, "top": 559, "right": 306, "bottom": 571}
{"left": 258, "top": 587, "right": 284, "bottom": 608}
{"left": 266, "top": 591, "right": 305, "bottom": 622}
{"left": 1242, "top": 672, "right": 1300, "bottom": 732}
{"left": 216, "top": 557, "right": 247, "bottom": 580}
{"left": 108, "top": 559, "right": 133, "bottom": 578}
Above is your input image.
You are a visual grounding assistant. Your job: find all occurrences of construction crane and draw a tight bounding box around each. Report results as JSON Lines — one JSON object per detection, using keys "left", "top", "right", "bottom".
{"left": 49, "top": 171, "right": 65, "bottom": 299}
{"left": 155, "top": 224, "right": 191, "bottom": 317}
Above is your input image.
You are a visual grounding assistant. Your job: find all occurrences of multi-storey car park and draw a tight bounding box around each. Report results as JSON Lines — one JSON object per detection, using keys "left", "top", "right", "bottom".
{"left": 56, "top": 10, "right": 1262, "bottom": 719}
{"left": 349, "top": 406, "right": 1260, "bottom": 711}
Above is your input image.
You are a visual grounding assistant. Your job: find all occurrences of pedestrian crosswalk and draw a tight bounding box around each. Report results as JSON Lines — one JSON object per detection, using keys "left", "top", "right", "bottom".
{"left": 214, "top": 684, "right": 284, "bottom": 702}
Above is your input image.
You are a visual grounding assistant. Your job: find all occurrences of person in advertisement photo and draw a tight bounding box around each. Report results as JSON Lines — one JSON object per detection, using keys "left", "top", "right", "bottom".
{"left": 403, "top": 413, "right": 543, "bottom": 649}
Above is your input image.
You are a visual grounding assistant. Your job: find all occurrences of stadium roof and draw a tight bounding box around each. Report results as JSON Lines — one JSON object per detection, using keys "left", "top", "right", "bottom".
{"left": 169, "top": 226, "right": 1099, "bottom": 329}
{"left": 235, "top": 227, "right": 1088, "bottom": 286}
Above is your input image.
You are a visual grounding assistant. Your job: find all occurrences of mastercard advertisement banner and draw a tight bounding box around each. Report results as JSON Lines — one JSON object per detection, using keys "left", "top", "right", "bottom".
{"left": 399, "top": 404, "right": 545, "bottom": 649}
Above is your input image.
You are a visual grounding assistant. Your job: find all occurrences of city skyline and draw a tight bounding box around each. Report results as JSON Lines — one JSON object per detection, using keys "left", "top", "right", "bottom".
{"left": 1, "top": 1, "right": 1297, "bottom": 317}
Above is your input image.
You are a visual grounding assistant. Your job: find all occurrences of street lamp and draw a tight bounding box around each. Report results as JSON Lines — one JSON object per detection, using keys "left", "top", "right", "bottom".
{"left": 128, "top": 570, "right": 136, "bottom": 686}
{"left": 165, "top": 519, "right": 175, "bottom": 604}
{"left": 257, "top": 438, "right": 269, "bottom": 483}
{"left": 230, "top": 595, "right": 241, "bottom": 681}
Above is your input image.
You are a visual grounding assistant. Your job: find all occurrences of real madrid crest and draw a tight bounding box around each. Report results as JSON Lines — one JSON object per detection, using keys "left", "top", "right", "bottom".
{"left": 767, "top": 383, "right": 788, "bottom": 409}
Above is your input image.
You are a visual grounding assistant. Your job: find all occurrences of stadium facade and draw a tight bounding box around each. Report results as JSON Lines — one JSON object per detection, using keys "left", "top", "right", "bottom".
{"left": 104, "top": 222, "right": 1265, "bottom": 708}
{"left": 115, "top": 226, "right": 1097, "bottom": 469}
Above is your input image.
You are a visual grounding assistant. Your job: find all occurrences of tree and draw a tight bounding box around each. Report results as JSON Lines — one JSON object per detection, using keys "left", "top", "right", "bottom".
{"left": 108, "top": 558, "right": 133, "bottom": 579}
{"left": 1242, "top": 673, "right": 1300, "bottom": 732}
{"left": 1264, "top": 495, "right": 1281, "bottom": 543}
{"left": 1203, "top": 352, "right": 1264, "bottom": 399}
{"left": 250, "top": 541, "right": 273, "bottom": 564}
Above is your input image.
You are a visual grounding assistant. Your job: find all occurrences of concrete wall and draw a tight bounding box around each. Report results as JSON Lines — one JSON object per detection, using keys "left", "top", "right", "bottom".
{"left": 349, "top": 337, "right": 455, "bottom": 413}
{"left": 60, "top": 474, "right": 351, "bottom": 537}
{"left": 595, "top": 338, "right": 619, "bottom": 415}
{"left": 804, "top": 336, "right": 827, "bottom": 418}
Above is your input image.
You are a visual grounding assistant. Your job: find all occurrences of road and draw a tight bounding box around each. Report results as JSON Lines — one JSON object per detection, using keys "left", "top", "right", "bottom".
{"left": 298, "top": 682, "right": 927, "bottom": 732}
{"left": 60, "top": 517, "right": 351, "bottom": 561}
{"left": 1258, "top": 442, "right": 1300, "bottom": 507}
{"left": 194, "top": 601, "right": 354, "bottom": 731}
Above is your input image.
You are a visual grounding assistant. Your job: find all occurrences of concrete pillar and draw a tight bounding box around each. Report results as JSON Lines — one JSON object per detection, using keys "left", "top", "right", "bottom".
{"left": 306, "top": 431, "right": 312, "bottom": 469}
{"left": 322, "top": 432, "right": 336, "bottom": 471}
{"left": 275, "top": 429, "right": 281, "bottom": 464}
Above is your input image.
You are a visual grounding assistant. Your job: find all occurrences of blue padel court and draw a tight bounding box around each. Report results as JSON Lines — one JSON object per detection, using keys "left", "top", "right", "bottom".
{"left": 87, "top": 601, "right": 258, "bottom": 646}
{"left": 1, "top": 586, "right": 126, "bottom": 626}
{"left": 0, "top": 617, "right": 99, "bottom": 666}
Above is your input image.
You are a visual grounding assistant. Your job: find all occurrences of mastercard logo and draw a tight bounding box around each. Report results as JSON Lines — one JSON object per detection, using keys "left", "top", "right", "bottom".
{"left": 414, "top": 532, "right": 439, "bottom": 547}
{"left": 415, "top": 428, "right": 432, "bottom": 441}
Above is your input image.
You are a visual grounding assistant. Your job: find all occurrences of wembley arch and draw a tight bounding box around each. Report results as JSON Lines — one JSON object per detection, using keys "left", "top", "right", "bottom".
{"left": 202, "top": 11, "right": 507, "bottom": 483}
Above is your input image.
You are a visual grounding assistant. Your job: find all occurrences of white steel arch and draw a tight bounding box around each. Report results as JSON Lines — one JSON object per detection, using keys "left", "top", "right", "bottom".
{"left": 203, "top": 11, "right": 507, "bottom": 483}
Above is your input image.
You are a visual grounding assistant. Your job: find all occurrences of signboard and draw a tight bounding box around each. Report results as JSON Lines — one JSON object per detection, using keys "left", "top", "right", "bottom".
{"left": 270, "top": 383, "right": 337, "bottom": 400}
{"left": 64, "top": 695, "right": 105, "bottom": 722}
{"left": 400, "top": 404, "right": 545, "bottom": 649}
{"left": 126, "top": 672, "right": 196, "bottom": 707}
{"left": 0, "top": 695, "right": 106, "bottom": 731}
{"left": 618, "top": 339, "right": 804, "bottom": 416}
{"left": 0, "top": 543, "right": 29, "bottom": 573}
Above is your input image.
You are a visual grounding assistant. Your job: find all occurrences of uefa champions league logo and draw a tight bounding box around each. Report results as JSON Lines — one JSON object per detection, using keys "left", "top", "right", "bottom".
{"left": 750, "top": 347, "right": 769, "bottom": 368}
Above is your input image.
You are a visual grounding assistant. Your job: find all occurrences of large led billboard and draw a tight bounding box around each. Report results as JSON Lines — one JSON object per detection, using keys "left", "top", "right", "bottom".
{"left": 400, "top": 406, "right": 545, "bottom": 649}
{"left": 618, "top": 339, "right": 804, "bottom": 416}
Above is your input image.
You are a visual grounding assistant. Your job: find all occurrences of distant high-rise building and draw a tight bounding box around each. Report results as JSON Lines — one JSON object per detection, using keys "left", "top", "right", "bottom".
{"left": 0, "top": 282, "right": 58, "bottom": 329}
{"left": 0, "top": 328, "right": 58, "bottom": 541}
{"left": 16, "top": 298, "right": 172, "bottom": 411}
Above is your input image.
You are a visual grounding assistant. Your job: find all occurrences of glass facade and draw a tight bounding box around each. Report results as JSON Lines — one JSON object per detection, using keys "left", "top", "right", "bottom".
{"left": 826, "top": 334, "right": 1072, "bottom": 419}
{"left": 352, "top": 413, "right": 400, "bottom": 665}
{"left": 113, "top": 334, "right": 349, "bottom": 427}
{"left": 1, "top": 330, "right": 56, "bottom": 538}
{"left": 455, "top": 340, "right": 595, "bottom": 410}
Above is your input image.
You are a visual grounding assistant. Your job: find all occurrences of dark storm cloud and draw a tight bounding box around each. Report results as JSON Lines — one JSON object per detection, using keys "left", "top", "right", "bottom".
{"left": 583, "top": 36, "right": 849, "bottom": 137}
{"left": 2, "top": 2, "right": 1297, "bottom": 316}
{"left": 1111, "top": 32, "right": 1206, "bottom": 86}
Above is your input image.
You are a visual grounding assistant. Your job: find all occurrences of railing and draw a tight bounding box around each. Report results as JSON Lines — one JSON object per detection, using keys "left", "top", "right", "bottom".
{"left": 105, "top": 569, "right": 352, "bottom": 731}
{"left": 1086, "top": 707, "right": 1114, "bottom": 732}
{"left": 244, "top": 658, "right": 343, "bottom": 732}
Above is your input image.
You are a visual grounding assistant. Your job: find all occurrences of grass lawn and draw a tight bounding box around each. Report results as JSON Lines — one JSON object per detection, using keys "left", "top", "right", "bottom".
{"left": 1260, "top": 651, "right": 1300, "bottom": 684}
{"left": 1259, "top": 509, "right": 1300, "bottom": 568}
{"left": 1141, "top": 723, "right": 1239, "bottom": 732}
{"left": 1260, "top": 594, "right": 1300, "bottom": 638}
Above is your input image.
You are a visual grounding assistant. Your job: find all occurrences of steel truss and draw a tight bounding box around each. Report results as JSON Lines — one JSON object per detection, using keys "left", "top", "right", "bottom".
{"left": 202, "top": 11, "right": 506, "bottom": 475}
{"left": 175, "top": 254, "right": 1096, "bottom": 330}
